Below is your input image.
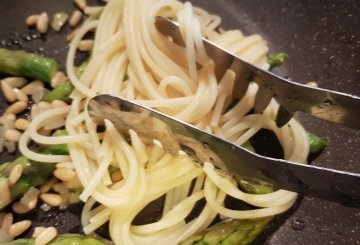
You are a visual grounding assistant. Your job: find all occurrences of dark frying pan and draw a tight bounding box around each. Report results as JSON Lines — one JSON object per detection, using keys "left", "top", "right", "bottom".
{"left": 0, "top": 0, "right": 359, "bottom": 244}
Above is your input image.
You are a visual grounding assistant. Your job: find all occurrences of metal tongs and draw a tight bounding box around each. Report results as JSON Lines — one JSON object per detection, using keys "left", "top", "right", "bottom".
{"left": 87, "top": 18, "right": 360, "bottom": 207}
{"left": 155, "top": 17, "right": 360, "bottom": 129}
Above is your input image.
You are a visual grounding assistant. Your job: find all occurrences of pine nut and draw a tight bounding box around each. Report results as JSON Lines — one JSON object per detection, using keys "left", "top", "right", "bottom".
{"left": 5, "top": 101, "right": 27, "bottom": 115}
{"left": 40, "top": 193, "right": 63, "bottom": 207}
{"left": 1, "top": 113, "right": 16, "bottom": 129}
{"left": 9, "top": 164, "right": 23, "bottom": 185}
{"left": 12, "top": 202, "right": 32, "bottom": 214}
{"left": 54, "top": 168, "right": 76, "bottom": 182}
{"left": 52, "top": 183, "right": 67, "bottom": 195}
{"left": 77, "top": 39, "right": 94, "bottom": 51}
{"left": 35, "top": 227, "right": 57, "bottom": 245}
{"left": 13, "top": 88, "right": 29, "bottom": 102}
{"left": 64, "top": 175, "right": 82, "bottom": 189}
{"left": 38, "top": 127, "right": 52, "bottom": 136}
{"left": 21, "top": 81, "right": 44, "bottom": 95}
{"left": 20, "top": 187, "right": 40, "bottom": 209}
{"left": 32, "top": 227, "right": 46, "bottom": 238}
{"left": 51, "top": 100, "right": 68, "bottom": 108}
{"left": 26, "top": 15, "right": 39, "bottom": 26}
{"left": 38, "top": 101, "right": 52, "bottom": 111}
{"left": 51, "top": 71, "right": 67, "bottom": 88}
{"left": 8, "top": 220, "right": 32, "bottom": 237}
{"left": 111, "top": 170, "right": 123, "bottom": 182}
{"left": 15, "top": 118, "right": 30, "bottom": 131}
{"left": 66, "top": 28, "right": 79, "bottom": 42}
{"left": 0, "top": 181, "right": 11, "bottom": 209}
{"left": 1, "top": 213, "right": 13, "bottom": 233}
{"left": 2, "top": 77, "right": 27, "bottom": 88}
{"left": 37, "top": 12, "right": 49, "bottom": 34}
{"left": 74, "top": 0, "right": 87, "bottom": 10}
{"left": 39, "top": 178, "right": 58, "bottom": 193}
{"left": 69, "top": 10, "right": 83, "bottom": 27}
{"left": 56, "top": 161, "right": 74, "bottom": 169}
{"left": 1, "top": 80, "right": 16, "bottom": 103}
{"left": 4, "top": 129, "right": 22, "bottom": 142}
{"left": 305, "top": 81, "right": 319, "bottom": 88}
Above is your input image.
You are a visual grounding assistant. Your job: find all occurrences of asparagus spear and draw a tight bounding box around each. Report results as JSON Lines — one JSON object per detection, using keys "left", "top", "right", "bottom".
{"left": 0, "top": 129, "right": 69, "bottom": 210}
{"left": 2, "top": 234, "right": 111, "bottom": 245}
{"left": 179, "top": 218, "right": 271, "bottom": 245}
{"left": 0, "top": 48, "right": 58, "bottom": 82}
{"left": 42, "top": 61, "right": 88, "bottom": 102}
{"left": 307, "top": 131, "right": 326, "bottom": 154}
{"left": 267, "top": 52, "right": 289, "bottom": 68}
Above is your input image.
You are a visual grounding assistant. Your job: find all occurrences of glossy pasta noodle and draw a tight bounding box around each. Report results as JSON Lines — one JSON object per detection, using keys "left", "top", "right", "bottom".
{"left": 19, "top": 0, "right": 309, "bottom": 244}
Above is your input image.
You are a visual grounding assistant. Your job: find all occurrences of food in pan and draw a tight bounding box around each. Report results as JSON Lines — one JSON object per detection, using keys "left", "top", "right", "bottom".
{"left": 0, "top": 0, "right": 326, "bottom": 244}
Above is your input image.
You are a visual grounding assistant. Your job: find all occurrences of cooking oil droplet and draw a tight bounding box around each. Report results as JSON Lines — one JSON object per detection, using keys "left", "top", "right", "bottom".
{"left": 291, "top": 218, "right": 305, "bottom": 231}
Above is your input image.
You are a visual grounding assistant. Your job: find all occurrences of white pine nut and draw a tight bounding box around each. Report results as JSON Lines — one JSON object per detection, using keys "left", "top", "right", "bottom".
{"left": 5, "top": 101, "right": 28, "bottom": 115}
{"left": 50, "top": 71, "right": 67, "bottom": 88}
{"left": 64, "top": 175, "right": 82, "bottom": 189}
{"left": 32, "top": 227, "right": 46, "bottom": 238}
{"left": 35, "top": 227, "right": 57, "bottom": 245}
{"left": 305, "top": 81, "right": 319, "bottom": 88}
{"left": 8, "top": 164, "right": 23, "bottom": 186}
{"left": 52, "top": 183, "right": 67, "bottom": 195}
{"left": 69, "top": 10, "right": 83, "bottom": 27}
{"left": 111, "top": 170, "right": 122, "bottom": 182}
{"left": 15, "top": 118, "right": 30, "bottom": 131}
{"left": 8, "top": 220, "right": 32, "bottom": 237}
{"left": 38, "top": 101, "right": 51, "bottom": 111}
{"left": 56, "top": 161, "right": 74, "bottom": 169}
{"left": 38, "top": 127, "right": 52, "bottom": 136}
{"left": 0, "top": 181, "right": 11, "bottom": 209}
{"left": 13, "top": 88, "right": 29, "bottom": 103}
{"left": 2, "top": 77, "right": 27, "bottom": 88}
{"left": 51, "top": 100, "right": 68, "bottom": 108}
{"left": 40, "top": 193, "right": 63, "bottom": 207}
{"left": 37, "top": 12, "right": 49, "bottom": 34}
{"left": 66, "top": 28, "right": 79, "bottom": 42}
{"left": 20, "top": 187, "right": 40, "bottom": 210}
{"left": 1, "top": 80, "right": 16, "bottom": 103}
{"left": 1, "top": 113, "right": 16, "bottom": 129}
{"left": 77, "top": 39, "right": 94, "bottom": 51}
{"left": 12, "top": 202, "right": 32, "bottom": 214}
{"left": 4, "top": 129, "right": 22, "bottom": 142}
{"left": 21, "top": 81, "right": 44, "bottom": 95}
{"left": 26, "top": 15, "right": 39, "bottom": 26}
{"left": 1, "top": 213, "right": 13, "bottom": 233}
{"left": 39, "top": 178, "right": 58, "bottom": 193}
{"left": 74, "top": 0, "right": 87, "bottom": 10}
{"left": 54, "top": 168, "right": 76, "bottom": 182}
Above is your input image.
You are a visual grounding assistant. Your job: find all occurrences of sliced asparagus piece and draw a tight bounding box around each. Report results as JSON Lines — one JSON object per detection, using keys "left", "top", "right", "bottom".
{"left": 2, "top": 234, "right": 111, "bottom": 245}
{"left": 0, "top": 48, "right": 58, "bottom": 82}
{"left": 179, "top": 218, "right": 271, "bottom": 245}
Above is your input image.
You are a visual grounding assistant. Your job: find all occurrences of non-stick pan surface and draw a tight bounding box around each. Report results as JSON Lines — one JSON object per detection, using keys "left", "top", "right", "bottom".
{"left": 0, "top": 0, "right": 359, "bottom": 244}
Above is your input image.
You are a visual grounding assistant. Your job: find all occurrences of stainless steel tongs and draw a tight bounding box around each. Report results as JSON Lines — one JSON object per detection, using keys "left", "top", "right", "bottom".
{"left": 155, "top": 17, "right": 360, "bottom": 129}
{"left": 87, "top": 18, "right": 360, "bottom": 207}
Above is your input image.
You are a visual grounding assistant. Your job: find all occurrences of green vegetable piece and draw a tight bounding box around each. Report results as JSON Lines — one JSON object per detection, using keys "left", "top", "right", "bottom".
{"left": 42, "top": 61, "right": 88, "bottom": 102}
{"left": 236, "top": 176, "right": 274, "bottom": 195}
{"left": 0, "top": 129, "right": 71, "bottom": 210}
{"left": 0, "top": 156, "right": 55, "bottom": 210}
{"left": 42, "top": 80, "right": 74, "bottom": 102}
{"left": 0, "top": 48, "right": 58, "bottom": 82}
{"left": 179, "top": 218, "right": 271, "bottom": 245}
{"left": 241, "top": 141, "right": 255, "bottom": 153}
{"left": 3, "top": 234, "right": 111, "bottom": 245}
{"left": 307, "top": 131, "right": 326, "bottom": 154}
{"left": 39, "top": 129, "right": 69, "bottom": 155}
{"left": 267, "top": 52, "right": 289, "bottom": 68}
